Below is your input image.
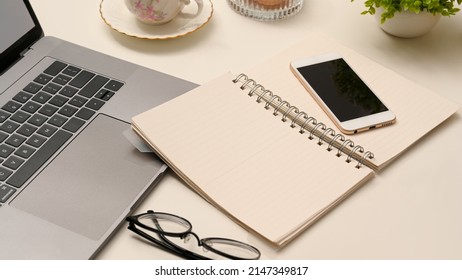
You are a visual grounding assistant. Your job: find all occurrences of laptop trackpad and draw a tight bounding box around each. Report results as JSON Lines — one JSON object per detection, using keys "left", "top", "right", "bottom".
{"left": 11, "top": 114, "right": 164, "bottom": 240}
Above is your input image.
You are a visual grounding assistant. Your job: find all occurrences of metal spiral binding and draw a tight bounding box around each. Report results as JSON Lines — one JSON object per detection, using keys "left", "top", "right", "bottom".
{"left": 327, "top": 134, "right": 345, "bottom": 152}
{"left": 299, "top": 116, "right": 317, "bottom": 134}
{"left": 290, "top": 111, "right": 307, "bottom": 128}
{"left": 282, "top": 106, "right": 299, "bottom": 122}
{"left": 232, "top": 73, "right": 374, "bottom": 169}
{"left": 309, "top": 123, "right": 326, "bottom": 140}
{"left": 319, "top": 128, "right": 336, "bottom": 146}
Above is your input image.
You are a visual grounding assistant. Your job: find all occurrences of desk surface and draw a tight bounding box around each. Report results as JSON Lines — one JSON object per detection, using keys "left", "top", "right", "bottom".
{"left": 29, "top": 0, "right": 462, "bottom": 259}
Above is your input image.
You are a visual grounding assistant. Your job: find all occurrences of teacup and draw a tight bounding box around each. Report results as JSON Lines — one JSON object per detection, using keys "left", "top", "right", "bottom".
{"left": 125, "top": 0, "right": 203, "bottom": 25}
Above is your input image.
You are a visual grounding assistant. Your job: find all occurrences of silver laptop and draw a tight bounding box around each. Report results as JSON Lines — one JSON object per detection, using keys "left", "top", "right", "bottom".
{"left": 0, "top": 0, "right": 196, "bottom": 259}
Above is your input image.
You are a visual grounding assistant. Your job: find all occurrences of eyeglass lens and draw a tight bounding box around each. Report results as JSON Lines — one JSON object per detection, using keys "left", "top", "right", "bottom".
{"left": 139, "top": 212, "right": 191, "bottom": 235}
{"left": 202, "top": 238, "right": 261, "bottom": 260}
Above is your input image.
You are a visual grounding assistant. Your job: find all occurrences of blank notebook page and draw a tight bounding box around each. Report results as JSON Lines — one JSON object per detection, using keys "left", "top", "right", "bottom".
{"left": 132, "top": 73, "right": 374, "bottom": 245}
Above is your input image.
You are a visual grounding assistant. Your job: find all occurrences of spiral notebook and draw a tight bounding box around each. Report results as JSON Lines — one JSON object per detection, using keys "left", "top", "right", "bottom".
{"left": 131, "top": 35, "right": 459, "bottom": 247}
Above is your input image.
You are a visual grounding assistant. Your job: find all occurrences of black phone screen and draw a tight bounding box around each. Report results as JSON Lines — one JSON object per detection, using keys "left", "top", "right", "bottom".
{"left": 296, "top": 58, "right": 389, "bottom": 122}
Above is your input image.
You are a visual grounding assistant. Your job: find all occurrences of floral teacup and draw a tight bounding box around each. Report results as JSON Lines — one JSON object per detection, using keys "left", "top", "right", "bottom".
{"left": 125, "top": 0, "right": 203, "bottom": 25}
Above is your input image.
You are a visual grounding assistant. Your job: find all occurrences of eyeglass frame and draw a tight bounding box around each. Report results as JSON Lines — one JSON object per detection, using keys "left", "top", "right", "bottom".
{"left": 126, "top": 210, "right": 261, "bottom": 260}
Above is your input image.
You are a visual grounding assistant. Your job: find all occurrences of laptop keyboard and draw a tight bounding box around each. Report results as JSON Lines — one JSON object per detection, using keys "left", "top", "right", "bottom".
{"left": 0, "top": 61, "right": 123, "bottom": 205}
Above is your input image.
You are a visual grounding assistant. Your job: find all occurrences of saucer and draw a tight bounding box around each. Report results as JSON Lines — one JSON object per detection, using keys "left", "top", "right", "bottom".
{"left": 99, "top": 0, "right": 213, "bottom": 40}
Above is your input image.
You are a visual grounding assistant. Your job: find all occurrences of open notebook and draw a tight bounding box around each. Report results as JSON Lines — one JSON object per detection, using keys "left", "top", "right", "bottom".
{"left": 132, "top": 35, "right": 459, "bottom": 247}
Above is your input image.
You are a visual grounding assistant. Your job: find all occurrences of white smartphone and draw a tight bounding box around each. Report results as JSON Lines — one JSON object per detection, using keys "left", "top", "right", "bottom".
{"left": 290, "top": 53, "right": 396, "bottom": 134}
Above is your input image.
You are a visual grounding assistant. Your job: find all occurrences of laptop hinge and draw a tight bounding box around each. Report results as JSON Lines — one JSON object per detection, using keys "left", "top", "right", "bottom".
{"left": 20, "top": 46, "right": 34, "bottom": 58}
{"left": 0, "top": 46, "right": 34, "bottom": 76}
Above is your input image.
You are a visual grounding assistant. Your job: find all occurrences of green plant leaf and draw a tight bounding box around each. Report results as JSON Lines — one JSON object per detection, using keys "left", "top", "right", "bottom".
{"left": 349, "top": 0, "right": 461, "bottom": 22}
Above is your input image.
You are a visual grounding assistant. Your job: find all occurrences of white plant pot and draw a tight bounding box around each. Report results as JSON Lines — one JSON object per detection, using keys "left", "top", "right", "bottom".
{"left": 374, "top": 9, "right": 441, "bottom": 38}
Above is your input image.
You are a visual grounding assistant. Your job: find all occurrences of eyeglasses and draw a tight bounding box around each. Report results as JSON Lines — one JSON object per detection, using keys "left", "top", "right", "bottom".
{"left": 126, "top": 210, "right": 261, "bottom": 260}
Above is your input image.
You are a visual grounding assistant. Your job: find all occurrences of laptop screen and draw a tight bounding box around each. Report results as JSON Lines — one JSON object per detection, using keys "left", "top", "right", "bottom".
{"left": 0, "top": 0, "right": 43, "bottom": 73}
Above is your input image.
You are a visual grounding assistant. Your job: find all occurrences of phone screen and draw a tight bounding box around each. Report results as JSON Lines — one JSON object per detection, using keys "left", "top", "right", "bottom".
{"left": 295, "top": 58, "right": 389, "bottom": 122}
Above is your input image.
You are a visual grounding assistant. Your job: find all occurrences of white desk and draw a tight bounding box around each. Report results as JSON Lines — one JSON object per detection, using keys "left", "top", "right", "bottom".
{"left": 30, "top": 0, "right": 462, "bottom": 259}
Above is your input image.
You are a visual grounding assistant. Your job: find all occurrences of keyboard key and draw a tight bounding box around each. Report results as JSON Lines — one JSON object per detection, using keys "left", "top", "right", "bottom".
{"left": 0, "top": 121, "right": 20, "bottom": 133}
{"left": 52, "top": 74, "right": 72, "bottom": 85}
{"left": 28, "top": 114, "right": 48, "bottom": 126}
{"left": 3, "top": 155, "right": 25, "bottom": 170}
{"left": 0, "top": 144, "right": 14, "bottom": 158}
{"left": 48, "top": 115, "right": 68, "bottom": 127}
{"left": 5, "top": 134, "right": 27, "bottom": 147}
{"left": 32, "top": 92, "right": 52, "bottom": 104}
{"left": 69, "top": 70, "right": 95, "bottom": 88}
{"left": 95, "top": 89, "right": 115, "bottom": 101}
{"left": 0, "top": 111, "right": 11, "bottom": 123}
{"left": 43, "top": 61, "right": 67, "bottom": 76}
{"left": 11, "top": 111, "right": 31, "bottom": 123}
{"left": 79, "top": 75, "right": 109, "bottom": 98}
{"left": 23, "top": 82, "right": 42, "bottom": 94}
{"left": 59, "top": 86, "right": 78, "bottom": 97}
{"left": 22, "top": 101, "right": 42, "bottom": 113}
{"left": 7, "top": 130, "right": 72, "bottom": 188}
{"left": 75, "top": 107, "right": 95, "bottom": 120}
{"left": 69, "top": 96, "right": 88, "bottom": 108}
{"left": 0, "top": 132, "right": 8, "bottom": 142}
{"left": 0, "top": 168, "right": 13, "bottom": 181}
{"left": 58, "top": 105, "right": 78, "bottom": 117}
{"left": 2, "top": 101, "right": 21, "bottom": 113}
{"left": 17, "top": 123, "right": 37, "bottom": 137}
{"left": 34, "top": 74, "right": 53, "bottom": 85}
{"left": 49, "top": 95, "right": 69, "bottom": 107}
{"left": 63, "top": 117, "right": 85, "bottom": 133}
{"left": 105, "top": 80, "right": 124, "bottom": 91}
{"left": 13, "top": 92, "right": 32, "bottom": 103}
{"left": 26, "top": 134, "right": 47, "bottom": 148}
{"left": 38, "top": 104, "right": 58, "bottom": 116}
{"left": 102, "top": 92, "right": 115, "bottom": 101}
{"left": 37, "top": 124, "right": 57, "bottom": 137}
{"left": 14, "top": 145, "right": 36, "bottom": 159}
{"left": 43, "top": 83, "right": 62, "bottom": 95}
{"left": 62, "top": 65, "right": 81, "bottom": 77}
{"left": 85, "top": 98, "right": 105, "bottom": 110}
{"left": 0, "top": 185, "right": 16, "bottom": 203}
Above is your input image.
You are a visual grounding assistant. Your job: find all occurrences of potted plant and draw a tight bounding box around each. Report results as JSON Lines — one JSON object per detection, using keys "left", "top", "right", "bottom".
{"left": 351, "top": 0, "right": 462, "bottom": 37}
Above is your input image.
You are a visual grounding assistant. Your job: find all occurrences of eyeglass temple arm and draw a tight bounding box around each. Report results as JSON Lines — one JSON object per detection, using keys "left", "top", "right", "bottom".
{"left": 127, "top": 223, "right": 187, "bottom": 259}
{"left": 127, "top": 222, "right": 210, "bottom": 260}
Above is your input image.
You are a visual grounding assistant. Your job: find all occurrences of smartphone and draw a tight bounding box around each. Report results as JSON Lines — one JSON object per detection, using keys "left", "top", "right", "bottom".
{"left": 290, "top": 53, "right": 396, "bottom": 134}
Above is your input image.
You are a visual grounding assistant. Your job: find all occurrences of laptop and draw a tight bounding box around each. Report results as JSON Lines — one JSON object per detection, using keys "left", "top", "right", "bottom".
{"left": 0, "top": 0, "right": 197, "bottom": 259}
